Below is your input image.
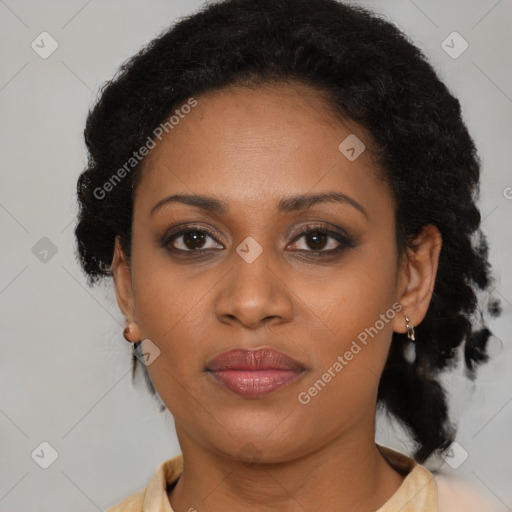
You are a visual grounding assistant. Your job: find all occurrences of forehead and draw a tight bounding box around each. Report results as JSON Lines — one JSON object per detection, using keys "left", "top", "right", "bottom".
{"left": 135, "top": 83, "right": 390, "bottom": 216}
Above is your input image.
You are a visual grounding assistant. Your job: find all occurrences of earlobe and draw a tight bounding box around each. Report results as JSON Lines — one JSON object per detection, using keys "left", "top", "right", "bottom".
{"left": 123, "top": 322, "right": 141, "bottom": 343}
{"left": 393, "top": 224, "right": 442, "bottom": 335}
{"left": 112, "top": 236, "right": 136, "bottom": 321}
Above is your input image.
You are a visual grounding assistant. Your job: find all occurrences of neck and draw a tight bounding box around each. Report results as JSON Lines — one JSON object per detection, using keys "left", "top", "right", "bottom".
{"left": 168, "top": 419, "right": 405, "bottom": 512}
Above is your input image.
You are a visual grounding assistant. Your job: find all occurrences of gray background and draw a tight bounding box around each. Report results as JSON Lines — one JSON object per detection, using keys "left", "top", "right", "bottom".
{"left": 1, "top": 1, "right": 511, "bottom": 510}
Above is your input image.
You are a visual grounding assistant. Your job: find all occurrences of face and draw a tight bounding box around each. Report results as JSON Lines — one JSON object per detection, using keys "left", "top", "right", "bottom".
{"left": 113, "top": 82, "right": 440, "bottom": 463}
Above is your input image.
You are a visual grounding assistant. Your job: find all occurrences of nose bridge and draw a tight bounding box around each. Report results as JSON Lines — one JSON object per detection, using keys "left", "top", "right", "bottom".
{"left": 215, "top": 237, "right": 293, "bottom": 328}
{"left": 230, "top": 239, "right": 277, "bottom": 303}
{"left": 233, "top": 241, "right": 274, "bottom": 291}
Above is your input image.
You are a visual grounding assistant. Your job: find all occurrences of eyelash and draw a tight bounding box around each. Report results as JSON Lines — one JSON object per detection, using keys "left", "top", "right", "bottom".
{"left": 161, "top": 223, "right": 355, "bottom": 257}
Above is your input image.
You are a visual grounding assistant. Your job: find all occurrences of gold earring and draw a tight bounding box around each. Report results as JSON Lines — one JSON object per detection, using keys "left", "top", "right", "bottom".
{"left": 123, "top": 322, "right": 140, "bottom": 343}
{"left": 404, "top": 316, "right": 415, "bottom": 342}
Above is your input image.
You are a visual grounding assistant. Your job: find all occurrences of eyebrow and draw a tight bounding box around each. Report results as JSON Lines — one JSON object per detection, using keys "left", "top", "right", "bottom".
{"left": 150, "top": 191, "right": 368, "bottom": 219}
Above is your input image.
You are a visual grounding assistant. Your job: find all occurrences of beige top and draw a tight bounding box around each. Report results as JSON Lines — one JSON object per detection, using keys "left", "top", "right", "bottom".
{"left": 106, "top": 444, "right": 495, "bottom": 511}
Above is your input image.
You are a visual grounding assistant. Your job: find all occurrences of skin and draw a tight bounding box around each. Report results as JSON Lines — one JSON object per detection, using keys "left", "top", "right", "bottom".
{"left": 113, "top": 82, "right": 442, "bottom": 512}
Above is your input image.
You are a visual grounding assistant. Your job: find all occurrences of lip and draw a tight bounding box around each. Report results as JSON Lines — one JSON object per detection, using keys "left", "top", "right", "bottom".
{"left": 206, "top": 348, "right": 305, "bottom": 398}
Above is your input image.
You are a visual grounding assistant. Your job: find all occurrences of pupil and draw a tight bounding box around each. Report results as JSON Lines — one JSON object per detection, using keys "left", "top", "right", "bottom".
{"left": 307, "top": 232, "right": 327, "bottom": 250}
{"left": 184, "top": 231, "right": 205, "bottom": 249}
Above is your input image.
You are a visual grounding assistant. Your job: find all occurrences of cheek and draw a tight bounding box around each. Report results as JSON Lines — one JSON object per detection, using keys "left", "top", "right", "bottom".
{"left": 130, "top": 263, "right": 212, "bottom": 413}
{"left": 130, "top": 223, "right": 202, "bottom": 331}
{"left": 131, "top": 264, "right": 209, "bottom": 361}
{"left": 128, "top": 234, "right": 210, "bottom": 381}
{"left": 306, "top": 236, "right": 399, "bottom": 350}
{"left": 295, "top": 237, "right": 399, "bottom": 409}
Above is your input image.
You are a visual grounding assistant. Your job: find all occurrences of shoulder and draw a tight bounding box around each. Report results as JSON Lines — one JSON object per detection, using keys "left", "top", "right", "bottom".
{"left": 434, "top": 472, "right": 495, "bottom": 512}
{"left": 105, "top": 454, "right": 183, "bottom": 512}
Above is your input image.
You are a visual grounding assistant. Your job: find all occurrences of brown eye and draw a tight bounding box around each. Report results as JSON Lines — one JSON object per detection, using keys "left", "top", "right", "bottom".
{"left": 303, "top": 231, "right": 329, "bottom": 250}
{"left": 181, "top": 231, "right": 207, "bottom": 250}
{"left": 288, "top": 226, "right": 352, "bottom": 254}
{"left": 165, "top": 228, "right": 223, "bottom": 252}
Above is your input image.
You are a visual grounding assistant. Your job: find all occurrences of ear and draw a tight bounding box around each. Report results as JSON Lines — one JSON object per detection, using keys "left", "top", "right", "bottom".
{"left": 112, "top": 236, "right": 135, "bottom": 321}
{"left": 393, "top": 224, "right": 442, "bottom": 334}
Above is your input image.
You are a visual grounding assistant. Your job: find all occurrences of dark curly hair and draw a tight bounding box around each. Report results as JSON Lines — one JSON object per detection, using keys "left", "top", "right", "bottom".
{"left": 75, "top": 0, "right": 501, "bottom": 463}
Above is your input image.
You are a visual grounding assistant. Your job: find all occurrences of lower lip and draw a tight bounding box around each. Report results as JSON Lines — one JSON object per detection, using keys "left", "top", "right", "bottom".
{"left": 208, "top": 369, "right": 303, "bottom": 398}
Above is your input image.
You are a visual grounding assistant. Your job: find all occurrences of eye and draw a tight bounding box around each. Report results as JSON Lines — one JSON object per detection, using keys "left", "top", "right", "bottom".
{"left": 162, "top": 223, "right": 354, "bottom": 256}
{"left": 164, "top": 227, "right": 223, "bottom": 252}
{"left": 287, "top": 225, "right": 353, "bottom": 254}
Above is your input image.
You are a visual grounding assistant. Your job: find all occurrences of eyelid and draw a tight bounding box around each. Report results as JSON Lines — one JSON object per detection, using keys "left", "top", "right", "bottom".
{"left": 287, "top": 222, "right": 349, "bottom": 238}
{"left": 288, "top": 222, "right": 351, "bottom": 240}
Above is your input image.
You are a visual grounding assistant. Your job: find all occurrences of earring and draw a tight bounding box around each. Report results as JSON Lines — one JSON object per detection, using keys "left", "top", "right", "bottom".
{"left": 123, "top": 322, "right": 140, "bottom": 343}
{"left": 404, "top": 316, "right": 415, "bottom": 342}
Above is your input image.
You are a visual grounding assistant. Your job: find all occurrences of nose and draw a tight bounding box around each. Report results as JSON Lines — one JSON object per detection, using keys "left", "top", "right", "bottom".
{"left": 214, "top": 249, "right": 294, "bottom": 329}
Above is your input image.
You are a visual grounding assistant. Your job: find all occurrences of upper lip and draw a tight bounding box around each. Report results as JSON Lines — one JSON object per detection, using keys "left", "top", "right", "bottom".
{"left": 206, "top": 348, "right": 305, "bottom": 371}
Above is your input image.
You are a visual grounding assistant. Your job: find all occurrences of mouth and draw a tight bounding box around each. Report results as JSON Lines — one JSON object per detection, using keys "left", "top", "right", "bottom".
{"left": 205, "top": 347, "right": 306, "bottom": 398}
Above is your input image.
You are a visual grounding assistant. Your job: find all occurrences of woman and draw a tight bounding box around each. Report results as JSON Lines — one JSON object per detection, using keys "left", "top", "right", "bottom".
{"left": 74, "top": 0, "right": 501, "bottom": 510}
